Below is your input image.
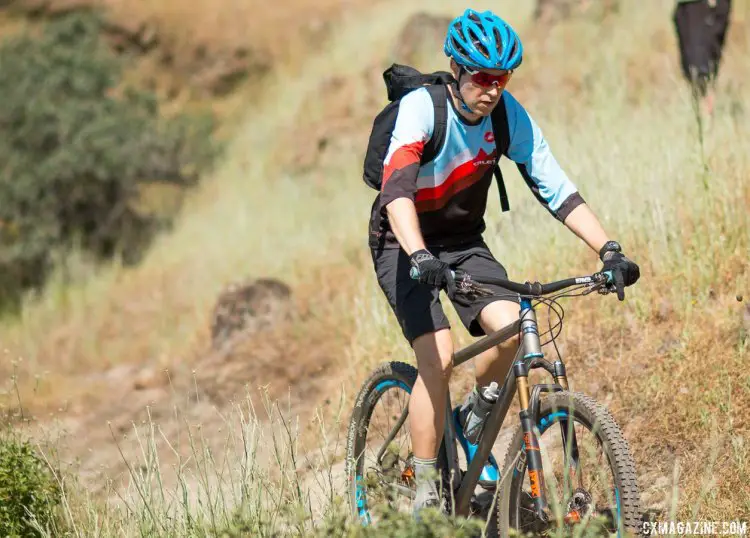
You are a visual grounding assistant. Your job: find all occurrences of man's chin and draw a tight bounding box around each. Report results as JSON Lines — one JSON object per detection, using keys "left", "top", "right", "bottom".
{"left": 475, "top": 102, "right": 497, "bottom": 116}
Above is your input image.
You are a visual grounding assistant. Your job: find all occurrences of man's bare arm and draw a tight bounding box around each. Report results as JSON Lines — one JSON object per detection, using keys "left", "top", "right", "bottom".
{"left": 386, "top": 198, "right": 427, "bottom": 255}
{"left": 562, "top": 203, "right": 609, "bottom": 255}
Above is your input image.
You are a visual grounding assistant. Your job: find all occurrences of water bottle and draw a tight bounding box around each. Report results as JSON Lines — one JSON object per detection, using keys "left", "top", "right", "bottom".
{"left": 462, "top": 382, "right": 501, "bottom": 444}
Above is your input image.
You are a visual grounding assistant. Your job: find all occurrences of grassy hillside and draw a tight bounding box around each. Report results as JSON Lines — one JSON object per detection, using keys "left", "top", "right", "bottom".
{"left": 1, "top": 0, "right": 749, "bottom": 534}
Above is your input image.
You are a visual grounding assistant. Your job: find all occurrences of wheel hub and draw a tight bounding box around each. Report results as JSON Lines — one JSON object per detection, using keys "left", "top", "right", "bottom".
{"left": 564, "top": 487, "right": 592, "bottom": 524}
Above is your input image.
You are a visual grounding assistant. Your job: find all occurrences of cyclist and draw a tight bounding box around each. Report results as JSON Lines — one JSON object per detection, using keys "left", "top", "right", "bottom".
{"left": 673, "top": 0, "right": 732, "bottom": 117}
{"left": 367, "top": 9, "right": 640, "bottom": 513}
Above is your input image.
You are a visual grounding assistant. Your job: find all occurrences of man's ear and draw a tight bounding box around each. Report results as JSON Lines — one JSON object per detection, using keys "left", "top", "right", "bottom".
{"left": 449, "top": 59, "right": 460, "bottom": 78}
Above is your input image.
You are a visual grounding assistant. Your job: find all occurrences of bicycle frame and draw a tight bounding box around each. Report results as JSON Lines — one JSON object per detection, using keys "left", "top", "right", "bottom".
{"left": 440, "top": 297, "right": 572, "bottom": 519}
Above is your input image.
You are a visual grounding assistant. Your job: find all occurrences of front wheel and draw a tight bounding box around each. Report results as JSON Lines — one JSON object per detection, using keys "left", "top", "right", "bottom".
{"left": 497, "top": 391, "right": 642, "bottom": 537}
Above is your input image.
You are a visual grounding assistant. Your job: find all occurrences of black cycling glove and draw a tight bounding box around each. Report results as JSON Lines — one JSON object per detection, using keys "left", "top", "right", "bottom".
{"left": 409, "top": 249, "right": 456, "bottom": 298}
{"left": 600, "top": 242, "right": 640, "bottom": 301}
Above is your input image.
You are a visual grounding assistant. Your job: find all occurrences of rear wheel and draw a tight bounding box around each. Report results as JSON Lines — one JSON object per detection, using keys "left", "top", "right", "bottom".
{"left": 497, "top": 392, "right": 642, "bottom": 537}
{"left": 346, "top": 362, "right": 419, "bottom": 524}
{"left": 346, "top": 361, "right": 501, "bottom": 536}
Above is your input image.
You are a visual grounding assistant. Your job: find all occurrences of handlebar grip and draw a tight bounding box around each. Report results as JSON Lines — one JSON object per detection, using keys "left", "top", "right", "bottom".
{"left": 409, "top": 267, "right": 457, "bottom": 280}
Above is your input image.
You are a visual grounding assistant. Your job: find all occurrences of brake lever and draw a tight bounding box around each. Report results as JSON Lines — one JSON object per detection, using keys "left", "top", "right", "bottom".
{"left": 595, "top": 270, "right": 617, "bottom": 296}
{"left": 456, "top": 273, "right": 475, "bottom": 295}
{"left": 455, "top": 273, "right": 493, "bottom": 297}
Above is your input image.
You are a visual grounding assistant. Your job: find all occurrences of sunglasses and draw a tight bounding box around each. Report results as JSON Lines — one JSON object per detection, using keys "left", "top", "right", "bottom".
{"left": 464, "top": 67, "right": 513, "bottom": 88}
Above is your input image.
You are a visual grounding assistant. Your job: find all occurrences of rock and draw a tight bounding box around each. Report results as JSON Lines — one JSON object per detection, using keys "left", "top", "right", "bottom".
{"left": 133, "top": 367, "right": 167, "bottom": 391}
{"left": 102, "top": 364, "right": 138, "bottom": 383}
{"left": 210, "top": 278, "right": 292, "bottom": 349}
{"left": 187, "top": 44, "right": 271, "bottom": 97}
{"left": 102, "top": 19, "right": 160, "bottom": 54}
{"left": 392, "top": 13, "right": 451, "bottom": 67}
{"left": 191, "top": 54, "right": 250, "bottom": 97}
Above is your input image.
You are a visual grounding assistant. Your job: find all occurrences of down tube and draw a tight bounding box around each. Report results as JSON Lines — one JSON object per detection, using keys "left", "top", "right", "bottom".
{"left": 454, "top": 344, "right": 524, "bottom": 516}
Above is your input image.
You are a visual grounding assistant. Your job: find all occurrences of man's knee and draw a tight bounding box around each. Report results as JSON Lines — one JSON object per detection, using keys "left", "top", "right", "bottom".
{"left": 497, "top": 332, "right": 520, "bottom": 354}
{"left": 412, "top": 329, "right": 454, "bottom": 382}
{"left": 478, "top": 300, "right": 521, "bottom": 354}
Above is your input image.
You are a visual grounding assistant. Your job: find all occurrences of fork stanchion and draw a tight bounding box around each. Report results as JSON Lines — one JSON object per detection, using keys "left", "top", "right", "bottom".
{"left": 514, "top": 359, "right": 550, "bottom": 520}
{"left": 553, "top": 360, "right": 569, "bottom": 390}
{"left": 515, "top": 361, "right": 531, "bottom": 411}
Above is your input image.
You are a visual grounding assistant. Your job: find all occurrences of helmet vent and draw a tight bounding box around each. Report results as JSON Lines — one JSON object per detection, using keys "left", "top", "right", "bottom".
{"left": 471, "top": 34, "right": 490, "bottom": 59}
{"left": 492, "top": 27, "right": 503, "bottom": 53}
{"left": 508, "top": 41, "right": 519, "bottom": 60}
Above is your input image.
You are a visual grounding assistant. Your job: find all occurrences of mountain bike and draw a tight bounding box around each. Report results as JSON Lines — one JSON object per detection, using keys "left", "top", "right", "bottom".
{"left": 345, "top": 270, "right": 642, "bottom": 536}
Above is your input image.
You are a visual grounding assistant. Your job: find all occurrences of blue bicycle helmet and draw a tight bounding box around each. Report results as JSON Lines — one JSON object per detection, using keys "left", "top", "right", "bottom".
{"left": 444, "top": 9, "right": 523, "bottom": 71}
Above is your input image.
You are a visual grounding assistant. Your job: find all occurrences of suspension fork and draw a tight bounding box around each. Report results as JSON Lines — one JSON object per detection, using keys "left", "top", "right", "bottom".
{"left": 553, "top": 360, "right": 582, "bottom": 491}
{"left": 517, "top": 299, "right": 549, "bottom": 520}
{"left": 518, "top": 301, "right": 582, "bottom": 518}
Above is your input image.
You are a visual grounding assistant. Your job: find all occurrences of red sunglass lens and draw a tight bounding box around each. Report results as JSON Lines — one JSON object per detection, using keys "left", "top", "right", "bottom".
{"left": 471, "top": 72, "right": 511, "bottom": 87}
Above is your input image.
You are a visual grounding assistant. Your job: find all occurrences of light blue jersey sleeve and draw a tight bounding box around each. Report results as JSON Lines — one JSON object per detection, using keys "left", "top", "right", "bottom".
{"left": 502, "top": 91, "right": 585, "bottom": 221}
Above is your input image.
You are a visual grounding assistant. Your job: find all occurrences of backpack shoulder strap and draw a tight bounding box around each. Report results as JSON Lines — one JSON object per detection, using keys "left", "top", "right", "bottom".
{"left": 490, "top": 95, "right": 511, "bottom": 212}
{"left": 491, "top": 94, "right": 511, "bottom": 156}
{"left": 421, "top": 84, "right": 449, "bottom": 164}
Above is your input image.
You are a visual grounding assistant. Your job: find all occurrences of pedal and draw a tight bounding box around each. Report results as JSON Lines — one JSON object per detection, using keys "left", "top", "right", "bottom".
{"left": 469, "top": 494, "right": 482, "bottom": 516}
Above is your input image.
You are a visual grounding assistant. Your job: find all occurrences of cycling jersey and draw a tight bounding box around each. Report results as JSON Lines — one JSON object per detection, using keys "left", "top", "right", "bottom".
{"left": 368, "top": 87, "right": 585, "bottom": 249}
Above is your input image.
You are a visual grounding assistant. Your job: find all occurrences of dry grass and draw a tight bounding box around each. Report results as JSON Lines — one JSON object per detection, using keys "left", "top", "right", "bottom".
{"left": 101, "top": 0, "right": 379, "bottom": 63}
{"left": 1, "top": 0, "right": 749, "bottom": 531}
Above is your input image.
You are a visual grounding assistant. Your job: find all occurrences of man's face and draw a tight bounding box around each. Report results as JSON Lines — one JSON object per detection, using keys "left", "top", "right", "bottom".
{"left": 450, "top": 59, "right": 513, "bottom": 116}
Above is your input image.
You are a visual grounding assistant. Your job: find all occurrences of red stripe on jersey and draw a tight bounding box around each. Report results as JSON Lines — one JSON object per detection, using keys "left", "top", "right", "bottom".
{"left": 382, "top": 141, "right": 425, "bottom": 187}
{"left": 414, "top": 166, "right": 486, "bottom": 213}
{"left": 415, "top": 149, "right": 497, "bottom": 206}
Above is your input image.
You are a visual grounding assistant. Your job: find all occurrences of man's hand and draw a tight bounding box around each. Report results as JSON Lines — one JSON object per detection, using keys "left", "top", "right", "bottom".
{"left": 409, "top": 249, "right": 456, "bottom": 297}
{"left": 600, "top": 244, "right": 640, "bottom": 301}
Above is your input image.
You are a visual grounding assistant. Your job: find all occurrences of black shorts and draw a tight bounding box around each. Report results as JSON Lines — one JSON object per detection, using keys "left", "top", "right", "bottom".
{"left": 371, "top": 242, "right": 518, "bottom": 345}
{"left": 673, "top": 0, "right": 731, "bottom": 95}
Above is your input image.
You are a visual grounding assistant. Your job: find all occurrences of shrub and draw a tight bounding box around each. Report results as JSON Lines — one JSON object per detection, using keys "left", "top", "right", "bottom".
{"left": 314, "top": 505, "right": 486, "bottom": 538}
{"left": 0, "top": 12, "right": 217, "bottom": 310}
{"left": 0, "top": 433, "right": 61, "bottom": 537}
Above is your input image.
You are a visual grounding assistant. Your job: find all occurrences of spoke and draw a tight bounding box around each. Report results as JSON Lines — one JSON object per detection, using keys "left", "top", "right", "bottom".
{"left": 366, "top": 442, "right": 380, "bottom": 468}
{"left": 518, "top": 503, "right": 537, "bottom": 530}
{"left": 373, "top": 406, "right": 389, "bottom": 440}
{"left": 374, "top": 394, "right": 410, "bottom": 465}
{"left": 384, "top": 393, "right": 393, "bottom": 438}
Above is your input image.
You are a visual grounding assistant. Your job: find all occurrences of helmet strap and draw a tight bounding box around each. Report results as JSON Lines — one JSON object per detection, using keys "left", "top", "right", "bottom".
{"left": 453, "top": 66, "right": 476, "bottom": 115}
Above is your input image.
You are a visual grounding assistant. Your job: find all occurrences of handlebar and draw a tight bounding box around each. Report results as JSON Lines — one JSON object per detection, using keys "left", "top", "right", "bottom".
{"left": 409, "top": 266, "right": 614, "bottom": 297}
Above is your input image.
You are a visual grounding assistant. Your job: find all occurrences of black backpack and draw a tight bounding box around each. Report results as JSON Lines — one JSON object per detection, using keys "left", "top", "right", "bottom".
{"left": 362, "top": 63, "right": 511, "bottom": 212}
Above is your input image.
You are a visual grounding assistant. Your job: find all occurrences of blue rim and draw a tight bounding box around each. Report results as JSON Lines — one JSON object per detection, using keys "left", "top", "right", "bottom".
{"left": 374, "top": 379, "right": 410, "bottom": 393}
{"left": 357, "top": 378, "right": 412, "bottom": 525}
